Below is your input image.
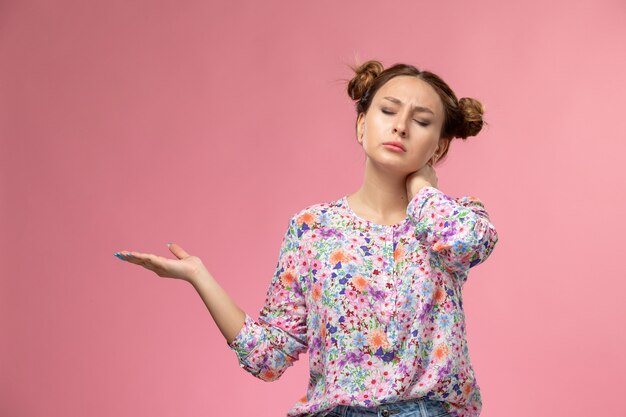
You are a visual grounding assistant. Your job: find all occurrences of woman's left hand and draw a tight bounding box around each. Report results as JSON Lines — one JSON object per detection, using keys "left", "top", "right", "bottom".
{"left": 406, "top": 159, "right": 439, "bottom": 200}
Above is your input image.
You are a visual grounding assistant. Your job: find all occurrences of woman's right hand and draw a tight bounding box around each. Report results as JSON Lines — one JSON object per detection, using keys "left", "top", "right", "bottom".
{"left": 114, "top": 243, "right": 207, "bottom": 284}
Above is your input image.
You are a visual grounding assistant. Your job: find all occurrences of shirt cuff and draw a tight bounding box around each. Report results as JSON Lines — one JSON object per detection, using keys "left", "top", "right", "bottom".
{"left": 406, "top": 186, "right": 443, "bottom": 223}
{"left": 226, "top": 313, "right": 263, "bottom": 364}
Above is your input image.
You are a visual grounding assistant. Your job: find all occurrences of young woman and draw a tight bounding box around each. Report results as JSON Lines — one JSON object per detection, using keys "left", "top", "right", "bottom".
{"left": 114, "top": 59, "right": 499, "bottom": 417}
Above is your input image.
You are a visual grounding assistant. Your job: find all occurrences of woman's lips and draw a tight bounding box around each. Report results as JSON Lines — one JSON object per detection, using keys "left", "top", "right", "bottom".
{"left": 383, "top": 143, "right": 406, "bottom": 152}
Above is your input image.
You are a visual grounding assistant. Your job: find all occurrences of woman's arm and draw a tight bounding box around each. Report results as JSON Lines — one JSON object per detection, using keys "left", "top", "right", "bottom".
{"left": 115, "top": 243, "right": 248, "bottom": 343}
{"left": 189, "top": 271, "right": 247, "bottom": 345}
{"left": 407, "top": 186, "right": 499, "bottom": 276}
{"left": 115, "top": 218, "right": 307, "bottom": 382}
{"left": 213, "top": 216, "right": 309, "bottom": 382}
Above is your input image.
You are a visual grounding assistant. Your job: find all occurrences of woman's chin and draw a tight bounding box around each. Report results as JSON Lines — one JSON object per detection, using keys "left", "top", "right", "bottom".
{"left": 368, "top": 157, "right": 416, "bottom": 175}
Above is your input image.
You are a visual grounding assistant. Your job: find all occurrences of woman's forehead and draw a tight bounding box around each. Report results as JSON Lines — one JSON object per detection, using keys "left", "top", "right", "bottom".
{"left": 375, "top": 77, "right": 443, "bottom": 115}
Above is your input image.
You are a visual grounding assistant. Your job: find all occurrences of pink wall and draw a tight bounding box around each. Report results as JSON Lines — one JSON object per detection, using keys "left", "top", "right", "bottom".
{"left": 1, "top": 0, "right": 625, "bottom": 416}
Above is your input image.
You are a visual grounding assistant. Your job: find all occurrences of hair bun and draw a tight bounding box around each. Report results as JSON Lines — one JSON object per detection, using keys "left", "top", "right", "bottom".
{"left": 347, "top": 60, "right": 385, "bottom": 101}
{"left": 457, "top": 97, "right": 485, "bottom": 139}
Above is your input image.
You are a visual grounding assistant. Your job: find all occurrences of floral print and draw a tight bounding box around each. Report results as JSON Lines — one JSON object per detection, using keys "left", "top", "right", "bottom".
{"left": 226, "top": 186, "right": 499, "bottom": 417}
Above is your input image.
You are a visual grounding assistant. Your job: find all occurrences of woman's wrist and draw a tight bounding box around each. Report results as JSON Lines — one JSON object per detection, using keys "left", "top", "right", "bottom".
{"left": 187, "top": 265, "right": 211, "bottom": 287}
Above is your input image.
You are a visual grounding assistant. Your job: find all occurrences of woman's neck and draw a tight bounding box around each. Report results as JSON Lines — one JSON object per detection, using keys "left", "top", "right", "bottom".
{"left": 348, "top": 162, "right": 409, "bottom": 224}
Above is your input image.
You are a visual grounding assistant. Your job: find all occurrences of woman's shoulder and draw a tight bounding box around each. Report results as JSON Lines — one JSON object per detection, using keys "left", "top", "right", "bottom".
{"left": 288, "top": 195, "right": 344, "bottom": 230}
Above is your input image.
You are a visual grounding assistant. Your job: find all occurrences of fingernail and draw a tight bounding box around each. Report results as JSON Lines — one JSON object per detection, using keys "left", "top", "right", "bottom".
{"left": 167, "top": 242, "right": 172, "bottom": 247}
{"left": 114, "top": 253, "right": 124, "bottom": 260}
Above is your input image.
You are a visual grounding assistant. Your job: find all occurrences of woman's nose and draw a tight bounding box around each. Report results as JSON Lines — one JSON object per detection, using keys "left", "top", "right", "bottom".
{"left": 392, "top": 125, "right": 407, "bottom": 137}
{"left": 391, "top": 112, "right": 408, "bottom": 137}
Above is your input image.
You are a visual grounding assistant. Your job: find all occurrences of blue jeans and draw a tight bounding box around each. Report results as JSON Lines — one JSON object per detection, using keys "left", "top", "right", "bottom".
{"left": 320, "top": 397, "right": 451, "bottom": 417}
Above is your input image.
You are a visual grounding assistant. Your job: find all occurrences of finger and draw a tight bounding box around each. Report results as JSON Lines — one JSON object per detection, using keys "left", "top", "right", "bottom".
{"left": 167, "top": 243, "right": 190, "bottom": 260}
{"left": 133, "top": 252, "right": 160, "bottom": 267}
{"left": 116, "top": 252, "right": 142, "bottom": 265}
{"left": 115, "top": 252, "right": 167, "bottom": 277}
{"left": 115, "top": 251, "right": 137, "bottom": 262}
{"left": 130, "top": 253, "right": 165, "bottom": 273}
{"left": 119, "top": 251, "right": 156, "bottom": 266}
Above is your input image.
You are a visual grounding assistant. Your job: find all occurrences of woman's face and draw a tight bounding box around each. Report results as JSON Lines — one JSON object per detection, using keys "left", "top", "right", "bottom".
{"left": 356, "top": 75, "right": 448, "bottom": 174}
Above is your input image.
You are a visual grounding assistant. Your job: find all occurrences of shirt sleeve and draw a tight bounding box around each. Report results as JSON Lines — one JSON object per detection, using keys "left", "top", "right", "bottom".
{"left": 407, "top": 186, "right": 499, "bottom": 276}
{"left": 225, "top": 215, "right": 309, "bottom": 382}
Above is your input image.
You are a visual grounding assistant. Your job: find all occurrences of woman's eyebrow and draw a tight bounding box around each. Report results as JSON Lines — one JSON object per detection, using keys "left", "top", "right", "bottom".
{"left": 383, "top": 96, "right": 434, "bottom": 115}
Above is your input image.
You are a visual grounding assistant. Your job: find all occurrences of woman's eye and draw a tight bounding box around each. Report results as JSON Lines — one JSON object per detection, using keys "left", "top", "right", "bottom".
{"left": 381, "top": 109, "right": 429, "bottom": 127}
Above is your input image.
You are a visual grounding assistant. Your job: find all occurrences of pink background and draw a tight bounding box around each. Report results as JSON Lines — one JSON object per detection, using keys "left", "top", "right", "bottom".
{"left": 2, "top": 0, "right": 625, "bottom": 416}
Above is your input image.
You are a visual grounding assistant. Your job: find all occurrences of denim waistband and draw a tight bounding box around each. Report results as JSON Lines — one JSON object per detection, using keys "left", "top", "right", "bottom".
{"left": 328, "top": 396, "right": 446, "bottom": 417}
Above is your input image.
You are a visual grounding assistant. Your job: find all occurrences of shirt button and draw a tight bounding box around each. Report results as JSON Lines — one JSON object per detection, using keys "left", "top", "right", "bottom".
{"left": 381, "top": 410, "right": 390, "bottom": 417}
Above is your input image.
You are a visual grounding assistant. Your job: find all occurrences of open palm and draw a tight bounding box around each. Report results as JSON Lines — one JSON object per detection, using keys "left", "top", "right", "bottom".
{"left": 114, "top": 243, "right": 206, "bottom": 283}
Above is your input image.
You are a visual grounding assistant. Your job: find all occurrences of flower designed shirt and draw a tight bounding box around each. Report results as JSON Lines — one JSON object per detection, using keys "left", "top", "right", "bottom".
{"left": 226, "top": 186, "right": 499, "bottom": 417}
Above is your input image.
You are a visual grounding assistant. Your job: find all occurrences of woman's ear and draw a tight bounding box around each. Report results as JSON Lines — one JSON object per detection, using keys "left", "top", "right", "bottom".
{"left": 356, "top": 113, "right": 365, "bottom": 145}
{"left": 431, "top": 138, "right": 451, "bottom": 165}
{"left": 437, "top": 137, "right": 452, "bottom": 156}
